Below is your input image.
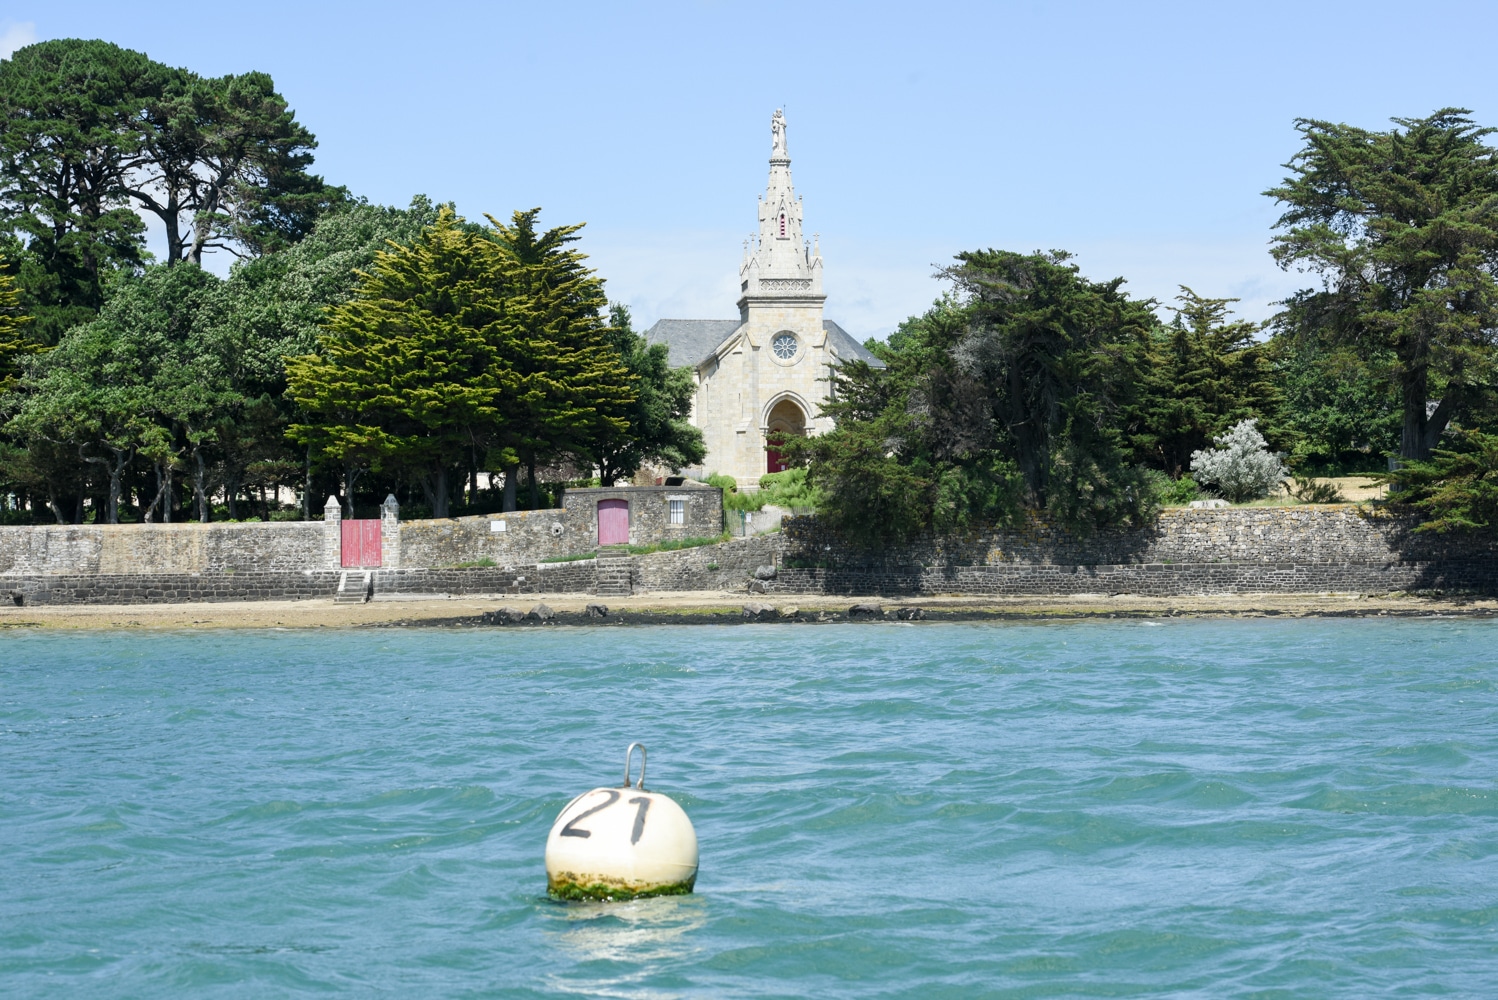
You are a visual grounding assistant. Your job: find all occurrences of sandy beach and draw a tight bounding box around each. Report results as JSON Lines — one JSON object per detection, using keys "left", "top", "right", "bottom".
{"left": 3, "top": 589, "right": 1494, "bottom": 629}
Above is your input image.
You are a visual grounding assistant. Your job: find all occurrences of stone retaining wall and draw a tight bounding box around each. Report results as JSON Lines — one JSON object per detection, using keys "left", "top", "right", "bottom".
{"left": 3, "top": 570, "right": 345, "bottom": 605}
{"left": 768, "top": 560, "right": 1497, "bottom": 598}
{"left": 635, "top": 535, "right": 782, "bottom": 592}
{"left": 0, "top": 521, "right": 326, "bottom": 576}
{"left": 394, "top": 509, "right": 577, "bottom": 570}
{"left": 5, "top": 506, "right": 1495, "bottom": 606}
{"left": 782, "top": 505, "right": 1498, "bottom": 568}
{"left": 769, "top": 506, "right": 1498, "bottom": 597}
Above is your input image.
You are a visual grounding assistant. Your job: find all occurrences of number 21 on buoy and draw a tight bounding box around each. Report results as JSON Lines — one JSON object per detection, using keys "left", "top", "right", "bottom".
{"left": 545, "top": 743, "right": 699, "bottom": 901}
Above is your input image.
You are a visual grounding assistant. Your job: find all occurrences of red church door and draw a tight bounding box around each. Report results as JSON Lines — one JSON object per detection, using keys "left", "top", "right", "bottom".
{"left": 766, "top": 440, "right": 789, "bottom": 474}
{"left": 597, "top": 499, "right": 629, "bottom": 545}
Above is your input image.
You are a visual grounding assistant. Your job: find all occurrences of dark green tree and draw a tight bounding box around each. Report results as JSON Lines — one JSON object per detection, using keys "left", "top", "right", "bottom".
{"left": 1385, "top": 429, "right": 1498, "bottom": 532}
{"left": 1129, "top": 287, "right": 1278, "bottom": 476}
{"left": 0, "top": 266, "right": 35, "bottom": 392}
{"left": 484, "top": 208, "right": 633, "bottom": 510}
{"left": 0, "top": 40, "right": 156, "bottom": 344}
{"left": 796, "top": 252, "right": 1160, "bottom": 544}
{"left": 287, "top": 209, "right": 514, "bottom": 518}
{"left": 0, "top": 37, "right": 341, "bottom": 359}
{"left": 127, "top": 67, "right": 345, "bottom": 264}
{"left": 1266, "top": 109, "right": 1498, "bottom": 462}
{"left": 214, "top": 196, "right": 439, "bottom": 516}
{"left": 942, "top": 249, "right": 1158, "bottom": 527}
{"left": 6, "top": 263, "right": 229, "bottom": 522}
{"left": 588, "top": 303, "right": 705, "bottom": 485}
{"left": 1264, "top": 324, "right": 1401, "bottom": 474}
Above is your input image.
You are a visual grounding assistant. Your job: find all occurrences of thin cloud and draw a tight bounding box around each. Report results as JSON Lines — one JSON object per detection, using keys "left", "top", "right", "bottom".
{"left": 0, "top": 21, "right": 37, "bottom": 60}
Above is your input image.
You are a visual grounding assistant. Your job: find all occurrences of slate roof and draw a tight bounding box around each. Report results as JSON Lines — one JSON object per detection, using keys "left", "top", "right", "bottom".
{"left": 644, "top": 319, "right": 744, "bottom": 369}
{"left": 821, "top": 320, "right": 886, "bottom": 368}
{"left": 644, "top": 318, "right": 886, "bottom": 370}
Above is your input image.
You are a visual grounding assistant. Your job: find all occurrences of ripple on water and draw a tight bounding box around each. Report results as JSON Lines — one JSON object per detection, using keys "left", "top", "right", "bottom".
{"left": 2, "top": 619, "right": 1498, "bottom": 997}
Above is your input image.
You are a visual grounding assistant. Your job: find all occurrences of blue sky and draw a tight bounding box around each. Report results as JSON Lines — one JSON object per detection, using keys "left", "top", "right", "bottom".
{"left": 6, "top": 2, "right": 1498, "bottom": 337}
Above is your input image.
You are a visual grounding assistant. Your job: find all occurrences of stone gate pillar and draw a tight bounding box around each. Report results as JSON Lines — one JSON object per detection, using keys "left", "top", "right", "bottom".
{"left": 323, "top": 495, "right": 342, "bottom": 569}
{"left": 380, "top": 494, "right": 400, "bottom": 569}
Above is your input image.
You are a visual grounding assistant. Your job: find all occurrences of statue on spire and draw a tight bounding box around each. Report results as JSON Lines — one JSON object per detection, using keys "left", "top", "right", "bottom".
{"left": 771, "top": 109, "right": 787, "bottom": 158}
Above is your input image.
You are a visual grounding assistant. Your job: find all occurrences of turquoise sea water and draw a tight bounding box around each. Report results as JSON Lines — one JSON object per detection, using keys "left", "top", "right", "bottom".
{"left": 2, "top": 620, "right": 1496, "bottom": 997}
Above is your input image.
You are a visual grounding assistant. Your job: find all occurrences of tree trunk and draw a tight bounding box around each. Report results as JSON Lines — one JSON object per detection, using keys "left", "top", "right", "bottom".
{"left": 80, "top": 446, "right": 131, "bottom": 524}
{"left": 343, "top": 464, "right": 363, "bottom": 519}
{"left": 143, "top": 462, "right": 172, "bottom": 523}
{"left": 425, "top": 467, "right": 450, "bottom": 518}
{"left": 527, "top": 456, "right": 539, "bottom": 510}
{"left": 193, "top": 450, "right": 210, "bottom": 522}
{"left": 226, "top": 469, "right": 240, "bottom": 520}
{"left": 502, "top": 464, "right": 518, "bottom": 512}
{"left": 1399, "top": 359, "right": 1431, "bottom": 462}
{"left": 302, "top": 446, "right": 312, "bottom": 521}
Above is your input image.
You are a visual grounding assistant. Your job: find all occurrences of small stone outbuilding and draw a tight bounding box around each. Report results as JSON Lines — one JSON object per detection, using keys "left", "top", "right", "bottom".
{"left": 562, "top": 484, "right": 722, "bottom": 547}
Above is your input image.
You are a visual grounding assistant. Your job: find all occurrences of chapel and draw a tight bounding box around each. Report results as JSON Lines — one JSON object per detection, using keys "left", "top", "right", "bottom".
{"left": 645, "top": 110, "right": 883, "bottom": 487}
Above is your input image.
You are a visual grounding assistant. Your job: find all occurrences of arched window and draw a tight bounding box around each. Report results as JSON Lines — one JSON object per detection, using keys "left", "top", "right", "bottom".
{"left": 779, "top": 212, "right": 786, "bottom": 238}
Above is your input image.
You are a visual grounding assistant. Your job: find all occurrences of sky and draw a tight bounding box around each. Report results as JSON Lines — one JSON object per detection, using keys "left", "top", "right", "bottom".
{"left": 6, "top": 1, "right": 1498, "bottom": 338}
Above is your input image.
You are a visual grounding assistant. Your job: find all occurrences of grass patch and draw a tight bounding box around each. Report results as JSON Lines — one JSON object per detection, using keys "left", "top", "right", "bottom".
{"left": 626, "top": 533, "right": 729, "bottom": 556}
{"left": 539, "top": 551, "right": 596, "bottom": 563}
{"left": 452, "top": 557, "right": 498, "bottom": 568}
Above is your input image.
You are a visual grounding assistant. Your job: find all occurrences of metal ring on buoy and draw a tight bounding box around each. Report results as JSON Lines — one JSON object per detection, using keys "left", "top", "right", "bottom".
{"left": 623, "top": 742, "right": 646, "bottom": 789}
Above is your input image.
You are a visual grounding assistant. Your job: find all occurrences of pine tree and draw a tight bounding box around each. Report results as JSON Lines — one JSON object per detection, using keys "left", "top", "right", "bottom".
{"left": 484, "top": 209, "right": 633, "bottom": 509}
{"left": 1130, "top": 287, "right": 1278, "bottom": 476}
{"left": 1267, "top": 109, "right": 1498, "bottom": 462}
{"left": 287, "top": 209, "right": 513, "bottom": 517}
{"left": 0, "top": 267, "right": 36, "bottom": 392}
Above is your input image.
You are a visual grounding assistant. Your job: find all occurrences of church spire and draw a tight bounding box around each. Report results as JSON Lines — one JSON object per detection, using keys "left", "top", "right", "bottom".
{"left": 739, "top": 109, "right": 824, "bottom": 316}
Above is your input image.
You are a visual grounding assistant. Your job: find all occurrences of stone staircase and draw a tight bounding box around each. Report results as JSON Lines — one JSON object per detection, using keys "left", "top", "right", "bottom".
{"left": 594, "top": 547, "right": 634, "bottom": 598}
{"left": 334, "top": 570, "right": 373, "bottom": 604}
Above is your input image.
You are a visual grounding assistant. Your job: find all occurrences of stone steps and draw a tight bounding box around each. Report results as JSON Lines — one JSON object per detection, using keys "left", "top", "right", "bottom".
{"left": 594, "top": 547, "right": 634, "bottom": 598}
{"left": 334, "top": 570, "right": 372, "bottom": 603}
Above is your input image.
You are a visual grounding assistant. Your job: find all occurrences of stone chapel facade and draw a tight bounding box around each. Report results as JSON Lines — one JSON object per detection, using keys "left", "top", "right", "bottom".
{"left": 645, "top": 110, "right": 883, "bottom": 487}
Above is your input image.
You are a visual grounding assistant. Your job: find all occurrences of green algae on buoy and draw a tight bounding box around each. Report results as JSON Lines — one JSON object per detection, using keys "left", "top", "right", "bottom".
{"left": 545, "top": 743, "right": 699, "bottom": 901}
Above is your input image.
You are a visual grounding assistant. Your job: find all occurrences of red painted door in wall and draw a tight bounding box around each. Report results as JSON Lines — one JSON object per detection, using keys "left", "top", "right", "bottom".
{"left": 597, "top": 499, "right": 629, "bottom": 546}
{"left": 341, "top": 519, "right": 383, "bottom": 567}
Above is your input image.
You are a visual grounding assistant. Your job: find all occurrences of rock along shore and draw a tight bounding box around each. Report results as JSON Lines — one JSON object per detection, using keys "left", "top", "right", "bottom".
{"left": 3, "top": 590, "right": 1497, "bottom": 630}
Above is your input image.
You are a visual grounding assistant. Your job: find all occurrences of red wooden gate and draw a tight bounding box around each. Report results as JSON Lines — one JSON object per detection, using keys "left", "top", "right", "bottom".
{"left": 341, "top": 519, "right": 382, "bottom": 567}
{"left": 597, "top": 499, "right": 629, "bottom": 546}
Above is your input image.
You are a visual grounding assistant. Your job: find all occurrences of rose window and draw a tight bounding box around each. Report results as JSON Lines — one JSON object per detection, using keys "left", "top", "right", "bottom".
{"left": 772, "top": 333, "right": 798, "bottom": 360}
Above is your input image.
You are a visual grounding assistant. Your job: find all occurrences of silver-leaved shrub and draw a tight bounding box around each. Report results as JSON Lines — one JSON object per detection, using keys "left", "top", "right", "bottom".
{"left": 1189, "top": 419, "right": 1286, "bottom": 503}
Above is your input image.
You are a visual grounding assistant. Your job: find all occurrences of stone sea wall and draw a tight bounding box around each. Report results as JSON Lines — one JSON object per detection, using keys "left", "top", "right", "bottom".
{"left": 0, "top": 486, "right": 728, "bottom": 579}
{"left": 3, "top": 505, "right": 1494, "bottom": 606}
{"left": 767, "top": 506, "right": 1498, "bottom": 597}
{"left": 0, "top": 521, "right": 327, "bottom": 576}
{"left": 395, "top": 509, "right": 577, "bottom": 570}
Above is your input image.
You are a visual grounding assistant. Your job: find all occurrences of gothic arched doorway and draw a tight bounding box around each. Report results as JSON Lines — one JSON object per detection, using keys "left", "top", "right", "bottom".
{"left": 765, "top": 399, "right": 806, "bottom": 474}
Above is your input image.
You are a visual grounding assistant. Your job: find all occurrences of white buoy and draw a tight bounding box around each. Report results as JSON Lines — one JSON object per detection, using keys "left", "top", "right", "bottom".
{"left": 545, "top": 743, "right": 699, "bottom": 901}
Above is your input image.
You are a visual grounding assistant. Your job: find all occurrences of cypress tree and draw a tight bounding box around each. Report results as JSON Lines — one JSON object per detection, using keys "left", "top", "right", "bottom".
{"left": 0, "top": 267, "right": 35, "bottom": 392}
{"left": 287, "top": 209, "right": 511, "bottom": 517}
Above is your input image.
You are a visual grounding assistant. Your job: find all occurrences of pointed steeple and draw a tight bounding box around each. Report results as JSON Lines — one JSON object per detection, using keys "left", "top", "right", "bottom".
{"left": 738, "top": 109, "right": 824, "bottom": 317}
